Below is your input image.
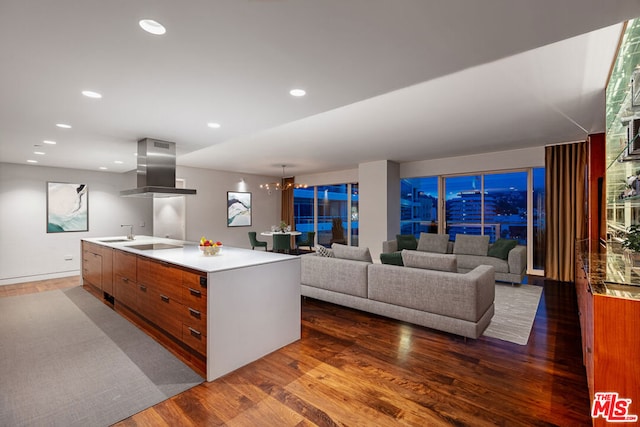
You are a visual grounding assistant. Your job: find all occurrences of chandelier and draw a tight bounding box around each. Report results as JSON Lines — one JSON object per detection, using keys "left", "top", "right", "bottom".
{"left": 260, "top": 165, "right": 308, "bottom": 192}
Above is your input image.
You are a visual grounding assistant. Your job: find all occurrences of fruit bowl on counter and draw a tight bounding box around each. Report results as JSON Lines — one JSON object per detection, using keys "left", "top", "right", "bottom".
{"left": 199, "top": 237, "right": 223, "bottom": 256}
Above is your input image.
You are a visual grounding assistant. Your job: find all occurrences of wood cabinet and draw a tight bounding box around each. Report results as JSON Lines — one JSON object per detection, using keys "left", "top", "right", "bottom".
{"left": 114, "top": 250, "right": 138, "bottom": 311}
{"left": 82, "top": 241, "right": 103, "bottom": 290}
{"left": 576, "top": 256, "right": 640, "bottom": 426}
{"left": 82, "top": 241, "right": 114, "bottom": 296}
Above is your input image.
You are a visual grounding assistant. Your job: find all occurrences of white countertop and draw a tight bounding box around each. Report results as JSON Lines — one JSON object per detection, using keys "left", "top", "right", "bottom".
{"left": 83, "top": 235, "right": 297, "bottom": 273}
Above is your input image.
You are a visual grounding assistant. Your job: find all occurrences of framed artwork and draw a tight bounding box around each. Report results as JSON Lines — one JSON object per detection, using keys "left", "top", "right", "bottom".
{"left": 47, "top": 182, "right": 88, "bottom": 233}
{"left": 227, "top": 191, "right": 252, "bottom": 227}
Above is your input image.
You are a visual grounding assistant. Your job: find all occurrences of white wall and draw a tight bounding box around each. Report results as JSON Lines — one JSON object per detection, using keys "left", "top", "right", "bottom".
{"left": 0, "top": 163, "right": 153, "bottom": 285}
{"left": 176, "top": 166, "right": 281, "bottom": 248}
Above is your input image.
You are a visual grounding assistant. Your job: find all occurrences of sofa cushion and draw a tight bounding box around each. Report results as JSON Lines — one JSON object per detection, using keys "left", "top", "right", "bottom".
{"left": 456, "top": 254, "right": 509, "bottom": 273}
{"left": 380, "top": 252, "right": 404, "bottom": 266}
{"left": 487, "top": 238, "right": 518, "bottom": 260}
{"left": 453, "top": 235, "right": 490, "bottom": 256}
{"left": 315, "top": 246, "right": 334, "bottom": 257}
{"left": 332, "top": 243, "right": 373, "bottom": 262}
{"left": 401, "top": 250, "right": 457, "bottom": 272}
{"left": 417, "top": 233, "right": 450, "bottom": 254}
{"left": 396, "top": 234, "right": 418, "bottom": 251}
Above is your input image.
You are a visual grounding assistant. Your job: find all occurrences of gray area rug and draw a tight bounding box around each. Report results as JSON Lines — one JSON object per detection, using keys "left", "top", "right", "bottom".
{"left": 482, "top": 283, "right": 543, "bottom": 345}
{"left": 0, "top": 287, "right": 203, "bottom": 427}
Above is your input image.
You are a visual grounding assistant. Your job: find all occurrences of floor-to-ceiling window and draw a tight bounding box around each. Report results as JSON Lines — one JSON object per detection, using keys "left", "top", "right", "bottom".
{"left": 294, "top": 183, "right": 358, "bottom": 247}
{"left": 401, "top": 168, "right": 544, "bottom": 275}
{"left": 400, "top": 177, "right": 438, "bottom": 236}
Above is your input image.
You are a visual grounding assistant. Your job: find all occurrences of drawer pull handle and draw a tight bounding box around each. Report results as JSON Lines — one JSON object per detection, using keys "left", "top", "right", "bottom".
{"left": 188, "top": 287, "right": 201, "bottom": 296}
{"left": 160, "top": 294, "right": 170, "bottom": 303}
{"left": 188, "top": 327, "right": 201, "bottom": 337}
{"left": 139, "top": 285, "right": 147, "bottom": 292}
{"left": 122, "top": 277, "right": 129, "bottom": 283}
{"left": 188, "top": 307, "right": 201, "bottom": 318}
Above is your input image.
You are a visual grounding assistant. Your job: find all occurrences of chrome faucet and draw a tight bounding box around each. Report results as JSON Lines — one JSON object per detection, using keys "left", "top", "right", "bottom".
{"left": 121, "top": 224, "right": 134, "bottom": 240}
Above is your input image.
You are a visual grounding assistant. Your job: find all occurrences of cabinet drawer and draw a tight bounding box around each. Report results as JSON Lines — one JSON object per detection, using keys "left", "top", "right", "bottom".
{"left": 114, "top": 275, "right": 137, "bottom": 311}
{"left": 182, "top": 286, "right": 207, "bottom": 312}
{"left": 182, "top": 324, "right": 206, "bottom": 355}
{"left": 138, "top": 257, "right": 183, "bottom": 303}
{"left": 183, "top": 271, "right": 207, "bottom": 295}
{"left": 149, "top": 290, "right": 183, "bottom": 338}
{"left": 114, "top": 250, "right": 137, "bottom": 281}
{"left": 182, "top": 304, "right": 207, "bottom": 333}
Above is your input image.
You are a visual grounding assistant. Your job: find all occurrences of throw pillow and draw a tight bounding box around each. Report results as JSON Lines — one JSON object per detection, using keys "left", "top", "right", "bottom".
{"left": 401, "top": 250, "right": 457, "bottom": 272}
{"left": 487, "top": 238, "right": 518, "bottom": 260}
{"left": 315, "top": 246, "right": 334, "bottom": 257}
{"left": 453, "top": 235, "right": 490, "bottom": 256}
{"left": 331, "top": 243, "right": 372, "bottom": 262}
{"left": 380, "top": 252, "right": 404, "bottom": 266}
{"left": 416, "top": 233, "right": 450, "bottom": 253}
{"left": 396, "top": 234, "right": 418, "bottom": 251}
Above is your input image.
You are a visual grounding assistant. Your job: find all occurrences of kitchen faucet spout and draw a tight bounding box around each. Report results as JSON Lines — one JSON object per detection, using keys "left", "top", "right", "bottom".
{"left": 121, "top": 224, "right": 134, "bottom": 240}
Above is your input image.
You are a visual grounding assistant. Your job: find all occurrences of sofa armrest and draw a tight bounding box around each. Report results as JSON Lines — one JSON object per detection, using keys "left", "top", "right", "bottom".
{"left": 508, "top": 245, "right": 527, "bottom": 274}
{"left": 382, "top": 240, "right": 398, "bottom": 254}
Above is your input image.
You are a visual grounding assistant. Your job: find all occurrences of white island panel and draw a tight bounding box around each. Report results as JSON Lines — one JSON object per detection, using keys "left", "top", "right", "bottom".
{"left": 207, "top": 258, "right": 301, "bottom": 381}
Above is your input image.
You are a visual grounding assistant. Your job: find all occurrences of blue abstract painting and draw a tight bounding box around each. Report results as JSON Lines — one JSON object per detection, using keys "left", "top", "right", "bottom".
{"left": 47, "top": 182, "right": 88, "bottom": 232}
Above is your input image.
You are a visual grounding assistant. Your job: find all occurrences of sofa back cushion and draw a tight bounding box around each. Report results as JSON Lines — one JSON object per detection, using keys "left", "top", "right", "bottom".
{"left": 332, "top": 243, "right": 373, "bottom": 262}
{"left": 487, "top": 238, "right": 518, "bottom": 260}
{"left": 396, "top": 234, "right": 418, "bottom": 251}
{"left": 417, "top": 233, "right": 450, "bottom": 254}
{"left": 453, "top": 235, "right": 490, "bottom": 256}
{"left": 380, "top": 252, "right": 404, "bottom": 266}
{"left": 401, "top": 250, "right": 457, "bottom": 272}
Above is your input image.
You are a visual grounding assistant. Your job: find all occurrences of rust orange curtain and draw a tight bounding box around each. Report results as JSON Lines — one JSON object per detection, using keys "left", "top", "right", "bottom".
{"left": 545, "top": 141, "right": 587, "bottom": 282}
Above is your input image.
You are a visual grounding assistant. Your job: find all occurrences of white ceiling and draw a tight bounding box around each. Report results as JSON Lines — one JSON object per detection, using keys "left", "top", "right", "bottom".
{"left": 1, "top": 1, "right": 639, "bottom": 177}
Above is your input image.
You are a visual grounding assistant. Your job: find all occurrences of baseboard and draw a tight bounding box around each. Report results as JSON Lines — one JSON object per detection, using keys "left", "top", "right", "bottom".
{"left": 0, "top": 270, "right": 80, "bottom": 286}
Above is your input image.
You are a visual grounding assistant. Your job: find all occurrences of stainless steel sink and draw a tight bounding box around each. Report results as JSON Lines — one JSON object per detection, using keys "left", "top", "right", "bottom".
{"left": 98, "top": 238, "right": 132, "bottom": 243}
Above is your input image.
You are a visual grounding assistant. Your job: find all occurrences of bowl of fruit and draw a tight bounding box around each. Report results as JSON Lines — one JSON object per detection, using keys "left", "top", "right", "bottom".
{"left": 199, "top": 237, "right": 223, "bottom": 256}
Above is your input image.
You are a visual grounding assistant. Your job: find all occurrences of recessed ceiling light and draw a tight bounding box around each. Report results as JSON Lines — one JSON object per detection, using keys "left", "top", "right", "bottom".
{"left": 27, "top": 159, "right": 38, "bottom": 163}
{"left": 99, "top": 166, "right": 108, "bottom": 170}
{"left": 290, "top": 89, "right": 306, "bottom": 97}
{"left": 34, "top": 151, "right": 45, "bottom": 155}
{"left": 139, "top": 19, "right": 166, "bottom": 35}
{"left": 207, "top": 122, "right": 221, "bottom": 129}
{"left": 114, "top": 160, "right": 123, "bottom": 164}
{"left": 56, "top": 123, "right": 71, "bottom": 129}
{"left": 43, "top": 140, "right": 57, "bottom": 145}
{"left": 82, "top": 90, "right": 102, "bottom": 99}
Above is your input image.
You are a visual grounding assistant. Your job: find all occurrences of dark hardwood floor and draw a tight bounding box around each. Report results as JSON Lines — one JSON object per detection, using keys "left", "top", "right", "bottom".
{"left": 2, "top": 276, "right": 591, "bottom": 426}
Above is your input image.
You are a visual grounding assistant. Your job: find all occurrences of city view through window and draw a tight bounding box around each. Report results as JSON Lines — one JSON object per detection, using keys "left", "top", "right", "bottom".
{"left": 293, "top": 168, "right": 544, "bottom": 271}
{"left": 402, "top": 168, "right": 545, "bottom": 271}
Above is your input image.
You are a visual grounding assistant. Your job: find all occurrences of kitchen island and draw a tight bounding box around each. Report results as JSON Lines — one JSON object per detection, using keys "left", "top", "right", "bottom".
{"left": 81, "top": 236, "right": 301, "bottom": 381}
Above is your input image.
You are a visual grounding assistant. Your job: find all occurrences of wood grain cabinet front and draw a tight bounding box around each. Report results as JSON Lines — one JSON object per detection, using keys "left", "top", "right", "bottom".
{"left": 182, "top": 271, "right": 207, "bottom": 356}
{"left": 82, "top": 241, "right": 103, "bottom": 290}
{"left": 114, "top": 250, "right": 138, "bottom": 311}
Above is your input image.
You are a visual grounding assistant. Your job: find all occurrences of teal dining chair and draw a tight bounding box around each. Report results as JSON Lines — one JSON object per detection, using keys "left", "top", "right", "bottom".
{"left": 272, "top": 234, "right": 291, "bottom": 254}
{"left": 295, "top": 231, "right": 316, "bottom": 252}
{"left": 248, "top": 231, "right": 268, "bottom": 251}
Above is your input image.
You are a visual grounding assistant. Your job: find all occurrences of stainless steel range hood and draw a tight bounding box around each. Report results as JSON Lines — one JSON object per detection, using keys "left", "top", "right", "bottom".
{"left": 120, "top": 138, "right": 197, "bottom": 197}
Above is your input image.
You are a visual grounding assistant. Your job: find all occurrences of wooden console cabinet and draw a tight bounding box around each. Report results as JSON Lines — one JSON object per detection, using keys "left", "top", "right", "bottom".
{"left": 576, "top": 254, "right": 640, "bottom": 426}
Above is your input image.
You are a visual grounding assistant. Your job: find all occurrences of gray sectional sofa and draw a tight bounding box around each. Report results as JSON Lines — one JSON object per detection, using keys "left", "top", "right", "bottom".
{"left": 300, "top": 244, "right": 495, "bottom": 339}
{"left": 383, "top": 233, "right": 527, "bottom": 284}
